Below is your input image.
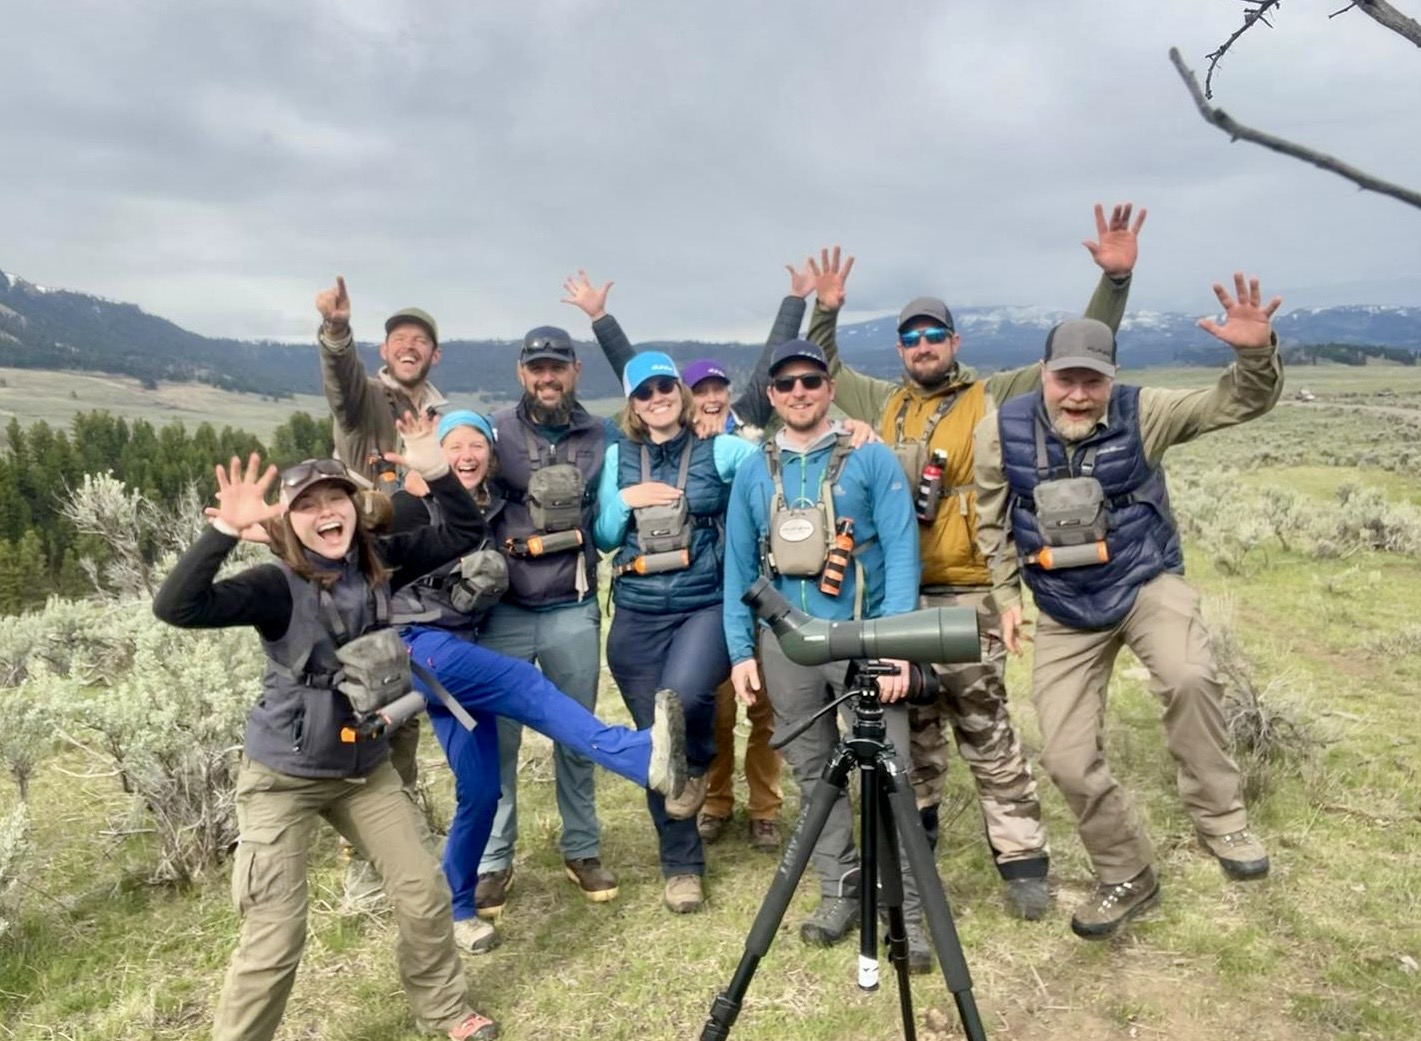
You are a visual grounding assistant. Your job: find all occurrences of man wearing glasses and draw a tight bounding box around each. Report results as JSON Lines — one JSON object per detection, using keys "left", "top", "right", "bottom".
{"left": 803, "top": 204, "right": 1145, "bottom": 920}
{"left": 722, "top": 339, "right": 932, "bottom": 969}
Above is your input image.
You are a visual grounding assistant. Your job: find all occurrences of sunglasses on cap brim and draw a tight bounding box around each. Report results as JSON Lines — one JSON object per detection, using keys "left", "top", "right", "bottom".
{"left": 281, "top": 458, "right": 350, "bottom": 489}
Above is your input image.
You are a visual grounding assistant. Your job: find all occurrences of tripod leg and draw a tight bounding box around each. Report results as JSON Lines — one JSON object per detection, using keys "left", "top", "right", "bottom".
{"left": 872, "top": 769, "right": 918, "bottom": 1041}
{"left": 883, "top": 761, "right": 989, "bottom": 1041}
{"left": 699, "top": 745, "right": 858, "bottom": 1041}
{"left": 859, "top": 749, "right": 880, "bottom": 991}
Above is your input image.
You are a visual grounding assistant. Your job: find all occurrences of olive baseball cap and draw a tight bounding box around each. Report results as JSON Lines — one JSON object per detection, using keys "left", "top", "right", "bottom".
{"left": 385, "top": 307, "right": 439, "bottom": 346}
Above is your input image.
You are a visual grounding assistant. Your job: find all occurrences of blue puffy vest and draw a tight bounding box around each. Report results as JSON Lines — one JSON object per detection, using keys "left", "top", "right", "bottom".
{"left": 611, "top": 428, "right": 728, "bottom": 614}
{"left": 999, "top": 384, "right": 1182, "bottom": 630}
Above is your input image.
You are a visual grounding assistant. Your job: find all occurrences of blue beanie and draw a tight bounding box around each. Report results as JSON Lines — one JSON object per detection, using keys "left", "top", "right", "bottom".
{"left": 437, "top": 409, "right": 495, "bottom": 444}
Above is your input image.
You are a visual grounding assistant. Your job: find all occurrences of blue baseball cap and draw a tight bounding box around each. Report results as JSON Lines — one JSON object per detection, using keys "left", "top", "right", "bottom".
{"left": 437, "top": 409, "right": 495, "bottom": 444}
{"left": 767, "top": 338, "right": 829, "bottom": 376}
{"left": 622, "top": 351, "right": 681, "bottom": 397}
{"left": 681, "top": 358, "right": 731, "bottom": 390}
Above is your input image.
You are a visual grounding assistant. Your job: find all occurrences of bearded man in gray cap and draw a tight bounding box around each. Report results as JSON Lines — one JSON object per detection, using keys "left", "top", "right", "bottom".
{"left": 316, "top": 275, "right": 448, "bottom": 483}
{"left": 974, "top": 273, "right": 1283, "bottom": 940}
{"left": 802, "top": 204, "right": 1146, "bottom": 920}
{"left": 473, "top": 325, "right": 621, "bottom": 918}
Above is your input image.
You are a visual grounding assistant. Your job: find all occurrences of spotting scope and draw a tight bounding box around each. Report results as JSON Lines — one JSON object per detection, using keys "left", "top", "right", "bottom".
{"left": 742, "top": 576, "right": 980, "bottom": 666}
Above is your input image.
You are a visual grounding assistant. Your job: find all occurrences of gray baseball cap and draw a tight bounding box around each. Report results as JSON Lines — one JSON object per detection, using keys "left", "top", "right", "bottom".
{"left": 1043, "top": 318, "right": 1117, "bottom": 377}
{"left": 897, "top": 296, "right": 955, "bottom": 335}
{"left": 385, "top": 307, "right": 439, "bottom": 346}
{"left": 520, "top": 326, "right": 577, "bottom": 363}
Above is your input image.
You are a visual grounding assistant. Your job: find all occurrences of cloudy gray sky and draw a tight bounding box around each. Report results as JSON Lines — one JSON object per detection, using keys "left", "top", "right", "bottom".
{"left": 3, "top": 0, "right": 1419, "bottom": 343}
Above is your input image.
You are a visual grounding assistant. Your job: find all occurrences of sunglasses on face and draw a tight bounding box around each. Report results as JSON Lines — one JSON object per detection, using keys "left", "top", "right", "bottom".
{"left": 899, "top": 327, "right": 951, "bottom": 348}
{"left": 632, "top": 377, "right": 680, "bottom": 401}
{"left": 281, "top": 458, "right": 348, "bottom": 489}
{"left": 771, "top": 373, "right": 828, "bottom": 393}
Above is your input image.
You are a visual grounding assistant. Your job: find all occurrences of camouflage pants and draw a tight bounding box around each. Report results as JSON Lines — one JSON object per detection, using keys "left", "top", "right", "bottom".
{"left": 909, "top": 588, "right": 1048, "bottom": 873}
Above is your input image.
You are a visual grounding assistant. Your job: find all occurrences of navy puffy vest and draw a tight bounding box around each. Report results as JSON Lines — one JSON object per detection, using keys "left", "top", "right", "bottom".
{"left": 612, "top": 429, "right": 728, "bottom": 614}
{"left": 999, "top": 384, "right": 1182, "bottom": 630}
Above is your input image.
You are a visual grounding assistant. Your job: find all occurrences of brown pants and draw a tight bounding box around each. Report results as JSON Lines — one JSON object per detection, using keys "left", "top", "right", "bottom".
{"left": 703, "top": 672, "right": 783, "bottom": 821}
{"left": 1031, "top": 572, "right": 1247, "bottom": 884}
{"left": 212, "top": 757, "right": 471, "bottom": 1041}
{"left": 910, "top": 588, "right": 1048, "bottom": 870}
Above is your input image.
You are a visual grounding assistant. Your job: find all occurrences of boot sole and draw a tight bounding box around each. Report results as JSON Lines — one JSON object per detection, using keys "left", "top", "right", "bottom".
{"left": 474, "top": 874, "right": 512, "bottom": 921}
{"left": 1070, "top": 883, "right": 1161, "bottom": 940}
{"left": 565, "top": 867, "right": 620, "bottom": 902}
{"left": 650, "top": 689, "right": 687, "bottom": 801}
{"left": 1219, "top": 858, "right": 1270, "bottom": 882}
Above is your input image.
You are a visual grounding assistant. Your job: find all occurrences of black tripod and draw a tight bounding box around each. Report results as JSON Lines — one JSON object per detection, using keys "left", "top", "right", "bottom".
{"left": 699, "top": 660, "right": 987, "bottom": 1041}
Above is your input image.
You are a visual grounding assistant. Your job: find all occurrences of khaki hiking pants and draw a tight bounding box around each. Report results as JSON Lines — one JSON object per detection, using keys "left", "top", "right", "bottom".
{"left": 1031, "top": 572, "right": 1248, "bottom": 884}
{"left": 909, "top": 588, "right": 1049, "bottom": 874}
{"left": 212, "top": 756, "right": 470, "bottom": 1041}
{"left": 703, "top": 667, "right": 784, "bottom": 823}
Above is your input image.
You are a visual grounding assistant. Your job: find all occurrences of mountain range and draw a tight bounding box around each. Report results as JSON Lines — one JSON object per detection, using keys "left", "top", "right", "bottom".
{"left": 3, "top": 268, "right": 1419, "bottom": 400}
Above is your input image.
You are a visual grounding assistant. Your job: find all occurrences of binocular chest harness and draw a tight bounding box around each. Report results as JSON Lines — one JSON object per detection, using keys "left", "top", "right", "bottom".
{"left": 502, "top": 429, "right": 592, "bottom": 559}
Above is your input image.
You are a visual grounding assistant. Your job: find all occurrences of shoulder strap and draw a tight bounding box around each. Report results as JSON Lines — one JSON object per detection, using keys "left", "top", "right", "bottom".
{"left": 893, "top": 388, "right": 963, "bottom": 444}
{"left": 825, "top": 432, "right": 856, "bottom": 486}
{"left": 764, "top": 440, "right": 788, "bottom": 509}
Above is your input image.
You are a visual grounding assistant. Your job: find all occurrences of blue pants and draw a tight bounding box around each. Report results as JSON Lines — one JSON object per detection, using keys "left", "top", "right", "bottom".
{"left": 403, "top": 625, "right": 651, "bottom": 920}
{"left": 476, "top": 600, "right": 604, "bottom": 871}
{"left": 605, "top": 603, "right": 730, "bottom": 877}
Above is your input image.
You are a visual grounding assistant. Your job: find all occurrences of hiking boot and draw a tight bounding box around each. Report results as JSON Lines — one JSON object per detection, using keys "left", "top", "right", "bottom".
{"left": 800, "top": 896, "right": 860, "bottom": 947}
{"left": 903, "top": 919, "right": 933, "bottom": 975}
{"left": 1199, "top": 829, "right": 1270, "bottom": 881}
{"left": 446, "top": 1010, "right": 499, "bottom": 1040}
{"left": 663, "top": 873, "right": 705, "bottom": 914}
{"left": 1070, "top": 867, "right": 1160, "bottom": 940}
{"left": 919, "top": 803, "right": 941, "bottom": 853}
{"left": 697, "top": 812, "right": 729, "bottom": 843}
{"left": 452, "top": 916, "right": 498, "bottom": 954}
{"left": 1004, "top": 876, "right": 1052, "bottom": 921}
{"left": 474, "top": 867, "right": 513, "bottom": 920}
{"left": 748, "top": 818, "right": 781, "bottom": 852}
{"left": 340, "top": 850, "right": 386, "bottom": 914}
{"left": 664, "top": 774, "right": 707, "bottom": 822}
{"left": 564, "top": 857, "right": 619, "bottom": 902}
{"left": 648, "top": 690, "right": 687, "bottom": 802}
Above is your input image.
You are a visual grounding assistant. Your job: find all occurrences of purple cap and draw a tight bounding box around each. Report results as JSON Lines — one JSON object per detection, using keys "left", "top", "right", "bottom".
{"left": 681, "top": 358, "right": 731, "bottom": 390}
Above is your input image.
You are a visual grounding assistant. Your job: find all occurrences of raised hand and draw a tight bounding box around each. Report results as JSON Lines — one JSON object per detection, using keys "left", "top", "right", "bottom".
{"left": 1081, "top": 203, "right": 1146, "bottom": 278}
{"left": 785, "top": 257, "right": 815, "bottom": 299}
{"left": 202, "top": 507, "right": 272, "bottom": 544}
{"left": 561, "top": 269, "right": 614, "bottom": 320}
{"left": 315, "top": 276, "right": 351, "bottom": 332}
{"left": 809, "top": 245, "right": 855, "bottom": 312}
{"left": 387, "top": 410, "right": 445, "bottom": 477}
{"left": 1197, "top": 273, "right": 1281, "bottom": 350}
{"left": 211, "top": 453, "right": 285, "bottom": 533}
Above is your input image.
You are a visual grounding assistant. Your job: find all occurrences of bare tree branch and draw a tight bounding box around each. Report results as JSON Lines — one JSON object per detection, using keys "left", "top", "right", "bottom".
{"left": 1169, "top": 46, "right": 1421, "bottom": 211}
{"left": 1354, "top": 0, "right": 1421, "bottom": 45}
{"left": 1205, "top": 0, "right": 1283, "bottom": 98}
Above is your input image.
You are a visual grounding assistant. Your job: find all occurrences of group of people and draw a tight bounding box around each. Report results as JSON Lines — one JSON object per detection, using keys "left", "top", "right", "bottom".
{"left": 153, "top": 201, "right": 1286, "bottom": 1041}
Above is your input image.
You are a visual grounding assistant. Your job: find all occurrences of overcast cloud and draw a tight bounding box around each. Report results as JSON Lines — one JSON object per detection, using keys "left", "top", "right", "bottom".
{"left": 3, "top": 0, "right": 1419, "bottom": 343}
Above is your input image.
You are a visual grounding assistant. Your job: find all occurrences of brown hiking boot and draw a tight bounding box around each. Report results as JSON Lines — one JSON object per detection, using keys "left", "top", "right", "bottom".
{"left": 1199, "top": 829, "right": 1270, "bottom": 881}
{"left": 1070, "top": 866, "right": 1160, "bottom": 940}
{"left": 697, "top": 812, "right": 728, "bottom": 843}
{"left": 446, "top": 1010, "right": 499, "bottom": 1040}
{"left": 564, "top": 857, "right": 619, "bottom": 902}
{"left": 663, "top": 873, "right": 705, "bottom": 914}
{"left": 474, "top": 867, "right": 513, "bottom": 920}
{"left": 748, "top": 818, "right": 781, "bottom": 852}
{"left": 664, "top": 774, "right": 707, "bottom": 821}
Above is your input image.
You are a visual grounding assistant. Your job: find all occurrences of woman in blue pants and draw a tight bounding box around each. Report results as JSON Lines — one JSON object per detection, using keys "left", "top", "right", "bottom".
{"left": 592, "top": 352, "right": 757, "bottom": 914}
{"left": 391, "top": 410, "right": 686, "bottom": 951}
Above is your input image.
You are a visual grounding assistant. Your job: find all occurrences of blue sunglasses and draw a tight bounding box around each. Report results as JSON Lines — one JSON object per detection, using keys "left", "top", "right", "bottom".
{"left": 900, "top": 327, "right": 952, "bottom": 347}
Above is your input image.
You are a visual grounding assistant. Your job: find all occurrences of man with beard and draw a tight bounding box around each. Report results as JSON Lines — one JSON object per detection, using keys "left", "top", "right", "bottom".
{"left": 315, "top": 276, "right": 448, "bottom": 909}
{"left": 973, "top": 274, "right": 1282, "bottom": 940}
{"left": 721, "top": 339, "right": 935, "bottom": 969}
{"left": 316, "top": 276, "right": 447, "bottom": 483}
{"left": 802, "top": 206, "right": 1144, "bottom": 920}
{"left": 473, "top": 327, "right": 618, "bottom": 917}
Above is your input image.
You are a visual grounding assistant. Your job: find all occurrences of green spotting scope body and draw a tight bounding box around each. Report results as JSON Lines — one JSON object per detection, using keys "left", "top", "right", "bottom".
{"left": 741, "top": 576, "right": 980, "bottom": 666}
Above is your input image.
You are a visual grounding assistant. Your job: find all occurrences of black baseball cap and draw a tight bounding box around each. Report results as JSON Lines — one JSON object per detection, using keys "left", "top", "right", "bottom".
{"left": 897, "top": 296, "right": 955, "bottom": 335}
{"left": 1043, "top": 318, "right": 1117, "bottom": 377}
{"left": 767, "top": 339, "right": 829, "bottom": 376}
{"left": 520, "top": 326, "right": 577, "bottom": 364}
